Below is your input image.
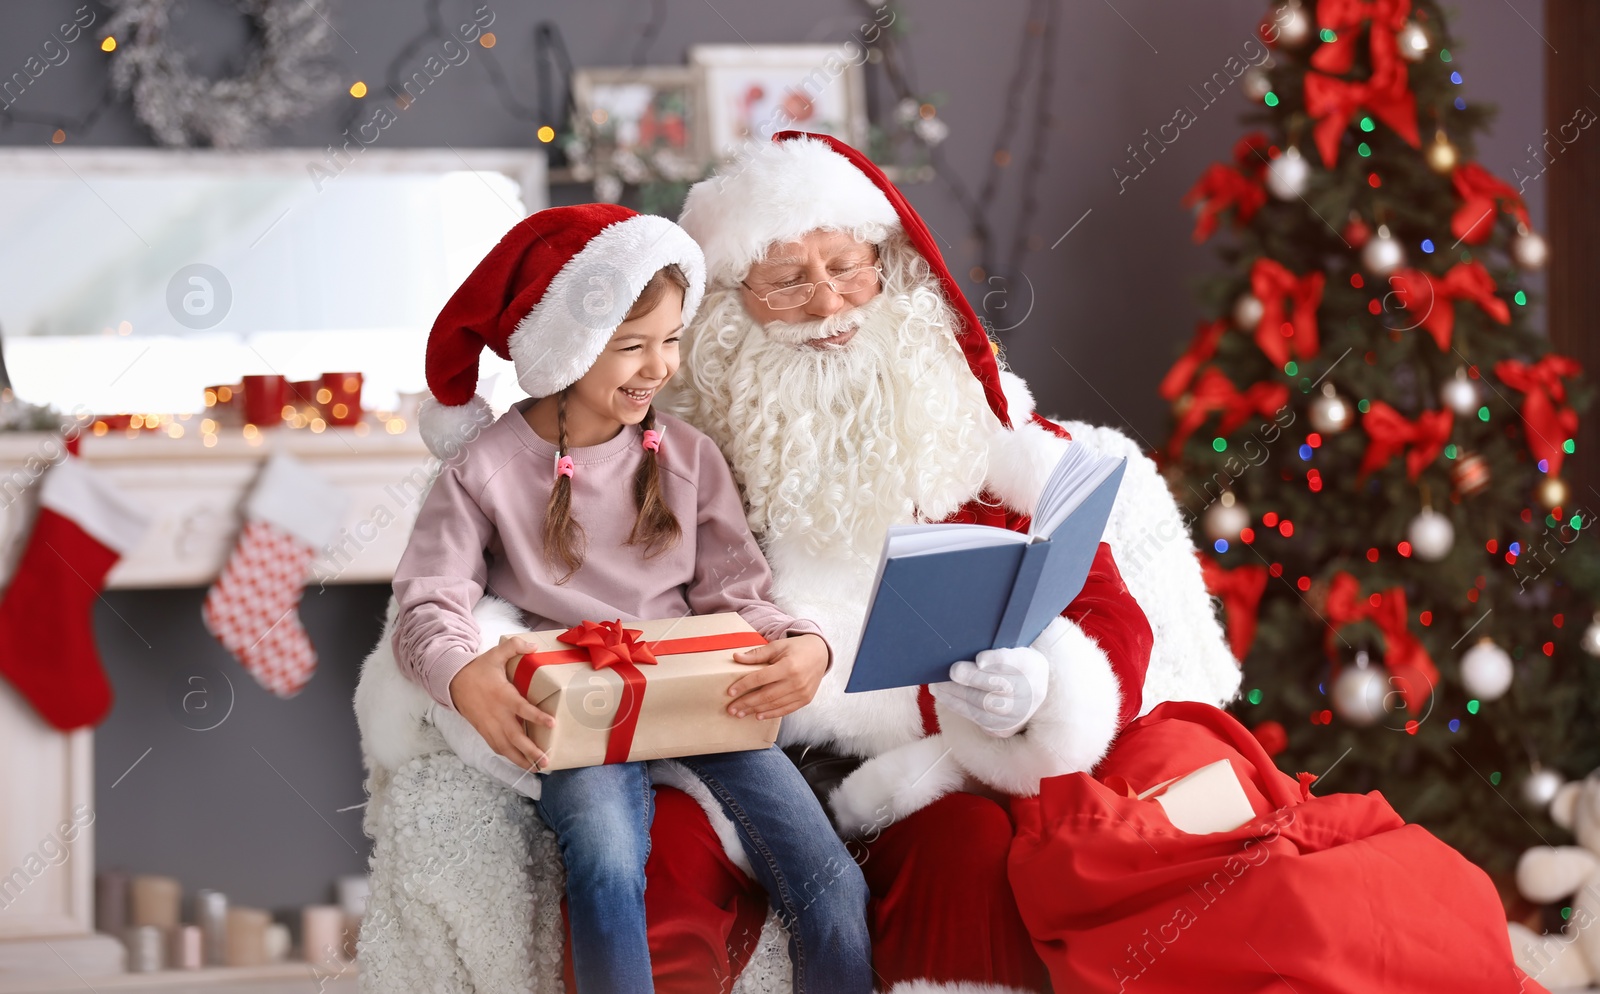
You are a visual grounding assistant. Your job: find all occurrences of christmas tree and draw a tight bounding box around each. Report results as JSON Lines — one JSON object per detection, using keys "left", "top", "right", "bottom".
{"left": 1162, "top": 0, "right": 1600, "bottom": 877}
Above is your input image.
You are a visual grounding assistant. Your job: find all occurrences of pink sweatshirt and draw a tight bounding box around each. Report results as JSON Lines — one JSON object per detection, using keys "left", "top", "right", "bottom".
{"left": 391, "top": 400, "right": 825, "bottom": 709}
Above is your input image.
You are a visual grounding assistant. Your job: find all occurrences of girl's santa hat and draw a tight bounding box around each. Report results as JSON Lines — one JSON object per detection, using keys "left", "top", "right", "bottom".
{"left": 419, "top": 204, "right": 706, "bottom": 458}
{"left": 678, "top": 131, "right": 1013, "bottom": 428}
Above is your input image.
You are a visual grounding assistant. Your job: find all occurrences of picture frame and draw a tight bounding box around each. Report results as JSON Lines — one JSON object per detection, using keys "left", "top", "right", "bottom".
{"left": 689, "top": 44, "right": 869, "bottom": 161}
{"left": 569, "top": 66, "right": 706, "bottom": 182}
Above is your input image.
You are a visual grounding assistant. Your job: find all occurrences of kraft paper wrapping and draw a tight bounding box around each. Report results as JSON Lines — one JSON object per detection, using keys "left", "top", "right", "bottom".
{"left": 507, "top": 613, "right": 781, "bottom": 771}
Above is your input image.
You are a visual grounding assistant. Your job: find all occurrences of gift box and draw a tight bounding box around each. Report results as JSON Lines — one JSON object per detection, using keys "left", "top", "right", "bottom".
{"left": 506, "top": 614, "right": 779, "bottom": 771}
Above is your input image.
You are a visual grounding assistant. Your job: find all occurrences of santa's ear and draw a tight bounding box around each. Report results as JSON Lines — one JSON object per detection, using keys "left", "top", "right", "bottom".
{"left": 1551, "top": 780, "right": 1583, "bottom": 830}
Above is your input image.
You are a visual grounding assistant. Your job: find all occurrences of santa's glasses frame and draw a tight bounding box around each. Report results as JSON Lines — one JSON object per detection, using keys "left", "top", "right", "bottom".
{"left": 740, "top": 264, "right": 883, "bottom": 310}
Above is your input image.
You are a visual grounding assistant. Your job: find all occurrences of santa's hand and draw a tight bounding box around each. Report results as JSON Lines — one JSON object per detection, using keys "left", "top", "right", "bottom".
{"left": 929, "top": 646, "right": 1049, "bottom": 738}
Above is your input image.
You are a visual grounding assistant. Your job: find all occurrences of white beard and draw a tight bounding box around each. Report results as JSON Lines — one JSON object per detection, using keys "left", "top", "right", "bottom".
{"left": 668, "top": 250, "right": 1000, "bottom": 564}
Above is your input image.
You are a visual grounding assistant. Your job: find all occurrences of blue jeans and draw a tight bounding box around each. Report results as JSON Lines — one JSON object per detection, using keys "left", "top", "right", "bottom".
{"left": 534, "top": 746, "right": 873, "bottom": 994}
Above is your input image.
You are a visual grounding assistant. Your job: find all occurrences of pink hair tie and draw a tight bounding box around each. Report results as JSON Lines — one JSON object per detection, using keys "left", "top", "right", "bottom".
{"left": 555, "top": 454, "right": 574, "bottom": 480}
{"left": 641, "top": 429, "right": 662, "bottom": 453}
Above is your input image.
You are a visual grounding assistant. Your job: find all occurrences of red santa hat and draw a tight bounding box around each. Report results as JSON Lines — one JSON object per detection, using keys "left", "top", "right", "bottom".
{"left": 678, "top": 131, "right": 1012, "bottom": 428}
{"left": 419, "top": 204, "right": 706, "bottom": 458}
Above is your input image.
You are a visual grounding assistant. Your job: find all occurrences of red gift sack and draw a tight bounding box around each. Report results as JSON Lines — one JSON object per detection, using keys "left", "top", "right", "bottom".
{"left": 1009, "top": 701, "right": 1544, "bottom": 994}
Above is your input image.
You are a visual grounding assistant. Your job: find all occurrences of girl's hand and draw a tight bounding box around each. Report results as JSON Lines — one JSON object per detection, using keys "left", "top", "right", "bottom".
{"left": 448, "top": 635, "right": 557, "bottom": 770}
{"left": 726, "top": 633, "right": 829, "bottom": 720}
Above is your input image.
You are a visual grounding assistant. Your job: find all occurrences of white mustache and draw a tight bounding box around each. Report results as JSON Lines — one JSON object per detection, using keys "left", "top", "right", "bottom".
{"left": 760, "top": 306, "right": 867, "bottom": 346}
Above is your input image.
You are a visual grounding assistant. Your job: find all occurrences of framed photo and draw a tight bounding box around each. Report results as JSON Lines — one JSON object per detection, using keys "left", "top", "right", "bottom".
{"left": 689, "top": 44, "right": 869, "bottom": 161}
{"left": 570, "top": 66, "right": 706, "bottom": 181}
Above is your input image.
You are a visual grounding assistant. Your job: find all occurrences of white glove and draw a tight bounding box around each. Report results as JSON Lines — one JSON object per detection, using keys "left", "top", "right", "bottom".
{"left": 430, "top": 703, "right": 544, "bottom": 800}
{"left": 928, "top": 645, "right": 1049, "bottom": 738}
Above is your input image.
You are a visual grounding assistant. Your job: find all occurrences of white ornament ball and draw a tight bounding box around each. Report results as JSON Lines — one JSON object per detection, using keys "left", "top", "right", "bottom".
{"left": 1267, "top": 146, "right": 1311, "bottom": 200}
{"left": 1398, "top": 21, "right": 1430, "bottom": 61}
{"left": 1583, "top": 614, "right": 1600, "bottom": 657}
{"left": 1513, "top": 229, "right": 1549, "bottom": 270}
{"left": 1242, "top": 67, "right": 1272, "bottom": 102}
{"left": 1232, "top": 293, "right": 1265, "bottom": 330}
{"left": 1308, "top": 383, "right": 1354, "bottom": 434}
{"left": 1362, "top": 224, "right": 1407, "bottom": 275}
{"left": 1459, "top": 638, "right": 1514, "bottom": 701}
{"left": 1440, "top": 369, "right": 1480, "bottom": 416}
{"left": 1407, "top": 508, "right": 1456, "bottom": 562}
{"left": 1203, "top": 496, "right": 1251, "bottom": 542}
{"left": 1275, "top": 2, "right": 1312, "bottom": 48}
{"left": 1332, "top": 660, "right": 1388, "bottom": 727}
{"left": 1523, "top": 767, "right": 1566, "bottom": 809}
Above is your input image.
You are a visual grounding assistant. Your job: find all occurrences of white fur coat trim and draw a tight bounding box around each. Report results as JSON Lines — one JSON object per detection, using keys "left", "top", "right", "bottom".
{"left": 983, "top": 370, "right": 1069, "bottom": 519}
{"left": 827, "top": 734, "right": 968, "bottom": 838}
{"left": 937, "top": 615, "right": 1122, "bottom": 796}
{"left": 885, "top": 983, "right": 1036, "bottom": 994}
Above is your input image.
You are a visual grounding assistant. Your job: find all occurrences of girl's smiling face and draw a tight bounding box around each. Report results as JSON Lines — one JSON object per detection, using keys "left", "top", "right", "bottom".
{"left": 566, "top": 284, "right": 685, "bottom": 433}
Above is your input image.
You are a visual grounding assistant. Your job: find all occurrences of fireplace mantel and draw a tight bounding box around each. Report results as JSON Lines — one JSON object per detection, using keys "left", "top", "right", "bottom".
{"left": 0, "top": 425, "right": 430, "bottom": 983}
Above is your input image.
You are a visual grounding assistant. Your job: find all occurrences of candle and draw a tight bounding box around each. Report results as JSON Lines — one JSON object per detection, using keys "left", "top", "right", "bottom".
{"left": 336, "top": 875, "right": 369, "bottom": 918}
{"left": 342, "top": 914, "right": 361, "bottom": 961}
{"left": 169, "top": 924, "right": 203, "bottom": 970}
{"left": 301, "top": 905, "right": 346, "bottom": 965}
{"left": 204, "top": 383, "right": 244, "bottom": 428}
{"left": 94, "top": 869, "right": 129, "bottom": 935}
{"left": 194, "top": 888, "right": 228, "bottom": 966}
{"left": 241, "top": 375, "right": 288, "bottom": 427}
{"left": 320, "top": 372, "right": 363, "bottom": 426}
{"left": 225, "top": 907, "right": 270, "bottom": 967}
{"left": 129, "top": 875, "right": 180, "bottom": 929}
{"left": 124, "top": 925, "right": 164, "bottom": 972}
{"left": 265, "top": 922, "right": 292, "bottom": 963}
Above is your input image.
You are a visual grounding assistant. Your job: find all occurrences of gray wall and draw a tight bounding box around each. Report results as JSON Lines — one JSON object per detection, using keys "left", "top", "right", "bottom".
{"left": 3, "top": 0, "right": 1548, "bottom": 911}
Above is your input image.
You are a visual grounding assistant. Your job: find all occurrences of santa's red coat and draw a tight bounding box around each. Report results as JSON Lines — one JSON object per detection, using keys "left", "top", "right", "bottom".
{"left": 635, "top": 490, "right": 1538, "bottom": 991}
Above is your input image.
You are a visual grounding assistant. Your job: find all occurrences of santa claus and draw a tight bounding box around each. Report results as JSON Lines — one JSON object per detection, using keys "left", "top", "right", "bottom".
{"left": 646, "top": 131, "right": 1240, "bottom": 991}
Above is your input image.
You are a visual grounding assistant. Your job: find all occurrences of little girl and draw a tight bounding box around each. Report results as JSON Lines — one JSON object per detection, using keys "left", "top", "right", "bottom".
{"left": 389, "top": 205, "right": 872, "bottom": 994}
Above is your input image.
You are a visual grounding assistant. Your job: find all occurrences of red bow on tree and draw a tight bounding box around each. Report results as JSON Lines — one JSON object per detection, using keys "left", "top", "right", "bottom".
{"left": 1358, "top": 402, "right": 1453, "bottom": 481}
{"left": 1494, "top": 355, "right": 1584, "bottom": 476}
{"left": 1181, "top": 134, "right": 1270, "bottom": 243}
{"left": 1160, "top": 319, "right": 1228, "bottom": 401}
{"left": 557, "top": 619, "right": 660, "bottom": 670}
{"left": 1311, "top": 0, "right": 1411, "bottom": 75}
{"left": 1201, "top": 556, "right": 1269, "bottom": 662}
{"left": 1450, "top": 163, "right": 1530, "bottom": 245}
{"left": 1169, "top": 368, "right": 1290, "bottom": 458}
{"left": 1323, "top": 572, "right": 1437, "bottom": 714}
{"left": 1386, "top": 262, "right": 1510, "bottom": 350}
{"left": 1249, "top": 258, "right": 1325, "bottom": 367}
{"left": 1303, "top": 6, "right": 1420, "bottom": 169}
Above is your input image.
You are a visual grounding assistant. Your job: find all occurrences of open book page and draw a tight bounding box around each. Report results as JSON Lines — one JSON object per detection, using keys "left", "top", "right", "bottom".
{"left": 1030, "top": 442, "right": 1126, "bottom": 539}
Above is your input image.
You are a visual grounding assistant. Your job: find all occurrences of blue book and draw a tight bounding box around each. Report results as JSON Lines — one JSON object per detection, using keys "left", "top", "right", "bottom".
{"left": 844, "top": 446, "right": 1127, "bottom": 694}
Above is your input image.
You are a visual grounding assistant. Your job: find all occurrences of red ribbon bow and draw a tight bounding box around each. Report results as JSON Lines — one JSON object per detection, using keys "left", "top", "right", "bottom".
{"left": 557, "top": 619, "right": 660, "bottom": 669}
{"left": 1323, "top": 572, "right": 1437, "bottom": 714}
{"left": 1250, "top": 259, "right": 1325, "bottom": 367}
{"left": 1181, "top": 134, "right": 1270, "bottom": 243}
{"left": 1169, "top": 368, "right": 1290, "bottom": 459}
{"left": 1358, "top": 402, "right": 1453, "bottom": 481}
{"left": 1311, "top": 0, "right": 1410, "bottom": 75}
{"left": 1200, "top": 556, "right": 1268, "bottom": 662}
{"left": 1303, "top": 1, "right": 1420, "bottom": 169}
{"left": 1450, "top": 163, "right": 1530, "bottom": 245}
{"left": 1386, "top": 262, "right": 1510, "bottom": 350}
{"left": 1494, "top": 355, "right": 1584, "bottom": 477}
{"left": 1159, "top": 319, "right": 1228, "bottom": 401}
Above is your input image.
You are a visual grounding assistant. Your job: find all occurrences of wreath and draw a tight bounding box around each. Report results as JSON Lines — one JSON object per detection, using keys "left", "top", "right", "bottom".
{"left": 101, "top": 0, "right": 340, "bottom": 148}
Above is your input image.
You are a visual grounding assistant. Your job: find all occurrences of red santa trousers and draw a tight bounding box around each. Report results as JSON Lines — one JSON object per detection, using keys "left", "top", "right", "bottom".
{"left": 1008, "top": 701, "right": 1546, "bottom": 994}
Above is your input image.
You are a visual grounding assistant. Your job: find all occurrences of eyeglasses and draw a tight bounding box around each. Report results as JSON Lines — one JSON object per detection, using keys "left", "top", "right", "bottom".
{"left": 741, "top": 265, "right": 883, "bottom": 310}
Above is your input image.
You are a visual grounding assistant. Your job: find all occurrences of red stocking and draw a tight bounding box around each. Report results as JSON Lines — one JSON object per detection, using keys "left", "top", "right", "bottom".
{"left": 0, "top": 457, "right": 149, "bottom": 730}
